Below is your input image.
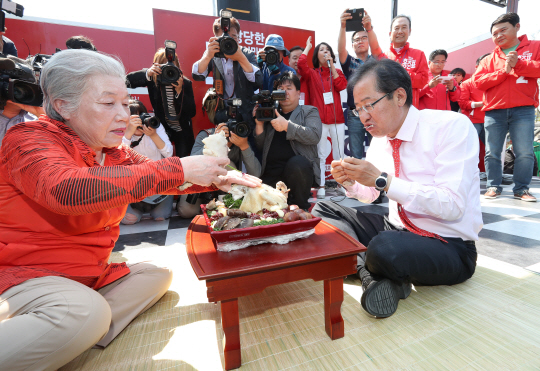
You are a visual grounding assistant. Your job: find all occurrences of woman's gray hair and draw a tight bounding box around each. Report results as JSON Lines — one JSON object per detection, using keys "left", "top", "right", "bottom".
{"left": 40, "top": 49, "right": 126, "bottom": 121}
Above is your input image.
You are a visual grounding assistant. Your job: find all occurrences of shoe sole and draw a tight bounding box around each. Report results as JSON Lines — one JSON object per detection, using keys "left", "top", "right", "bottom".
{"left": 514, "top": 195, "right": 537, "bottom": 202}
{"left": 484, "top": 194, "right": 500, "bottom": 199}
{"left": 361, "top": 279, "right": 411, "bottom": 318}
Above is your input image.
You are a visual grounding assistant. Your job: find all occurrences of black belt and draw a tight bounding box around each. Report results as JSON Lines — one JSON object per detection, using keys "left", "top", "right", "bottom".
{"left": 464, "top": 240, "right": 476, "bottom": 246}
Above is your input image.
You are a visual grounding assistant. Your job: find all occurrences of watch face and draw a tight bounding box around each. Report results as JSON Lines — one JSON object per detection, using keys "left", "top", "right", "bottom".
{"left": 375, "top": 177, "right": 386, "bottom": 189}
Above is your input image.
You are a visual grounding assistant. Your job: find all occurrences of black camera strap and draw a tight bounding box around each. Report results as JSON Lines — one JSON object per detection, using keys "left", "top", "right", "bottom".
{"left": 160, "top": 84, "right": 182, "bottom": 131}
{"left": 130, "top": 134, "right": 145, "bottom": 148}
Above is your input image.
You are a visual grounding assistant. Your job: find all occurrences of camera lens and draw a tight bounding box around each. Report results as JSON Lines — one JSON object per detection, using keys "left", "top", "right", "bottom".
{"left": 140, "top": 113, "right": 160, "bottom": 129}
{"left": 266, "top": 51, "right": 279, "bottom": 66}
{"left": 160, "top": 65, "right": 181, "bottom": 85}
{"left": 220, "top": 36, "right": 238, "bottom": 56}
{"left": 233, "top": 122, "right": 250, "bottom": 138}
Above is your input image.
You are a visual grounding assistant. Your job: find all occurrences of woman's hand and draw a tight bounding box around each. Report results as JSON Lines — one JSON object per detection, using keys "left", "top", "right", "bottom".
{"left": 305, "top": 36, "right": 313, "bottom": 53}
{"left": 140, "top": 125, "right": 158, "bottom": 138}
{"left": 125, "top": 115, "right": 141, "bottom": 139}
{"left": 172, "top": 75, "right": 184, "bottom": 94}
{"left": 147, "top": 63, "right": 162, "bottom": 78}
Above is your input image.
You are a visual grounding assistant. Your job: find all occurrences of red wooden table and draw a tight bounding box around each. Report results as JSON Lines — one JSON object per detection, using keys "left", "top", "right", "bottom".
{"left": 186, "top": 216, "right": 366, "bottom": 370}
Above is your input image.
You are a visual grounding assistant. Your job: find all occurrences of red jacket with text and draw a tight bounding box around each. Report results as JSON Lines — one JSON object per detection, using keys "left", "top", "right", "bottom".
{"left": 0, "top": 117, "right": 215, "bottom": 295}
{"left": 472, "top": 35, "right": 540, "bottom": 111}
{"left": 297, "top": 53, "right": 347, "bottom": 125}
{"left": 379, "top": 43, "right": 429, "bottom": 108}
{"left": 459, "top": 78, "right": 486, "bottom": 124}
{"left": 418, "top": 71, "right": 461, "bottom": 111}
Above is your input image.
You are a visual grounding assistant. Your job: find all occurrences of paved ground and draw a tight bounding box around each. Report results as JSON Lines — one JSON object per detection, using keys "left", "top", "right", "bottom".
{"left": 115, "top": 177, "right": 540, "bottom": 275}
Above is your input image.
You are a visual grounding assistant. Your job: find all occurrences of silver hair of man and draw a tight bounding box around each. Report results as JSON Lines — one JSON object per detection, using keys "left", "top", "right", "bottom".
{"left": 40, "top": 49, "right": 126, "bottom": 121}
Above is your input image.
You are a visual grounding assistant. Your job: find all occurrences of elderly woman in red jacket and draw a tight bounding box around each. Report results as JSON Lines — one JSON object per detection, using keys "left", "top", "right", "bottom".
{"left": 297, "top": 36, "right": 348, "bottom": 198}
{"left": 0, "top": 49, "right": 260, "bottom": 370}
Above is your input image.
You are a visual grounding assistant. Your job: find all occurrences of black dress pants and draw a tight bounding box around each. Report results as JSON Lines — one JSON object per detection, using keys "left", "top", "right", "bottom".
{"left": 261, "top": 155, "right": 314, "bottom": 210}
{"left": 312, "top": 201, "right": 477, "bottom": 286}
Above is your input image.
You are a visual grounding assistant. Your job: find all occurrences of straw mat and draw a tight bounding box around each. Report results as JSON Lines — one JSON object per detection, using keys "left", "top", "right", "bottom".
{"left": 60, "top": 245, "right": 540, "bottom": 371}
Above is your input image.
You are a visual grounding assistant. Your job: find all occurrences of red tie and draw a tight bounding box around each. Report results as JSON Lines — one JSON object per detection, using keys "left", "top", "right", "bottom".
{"left": 390, "top": 139, "right": 448, "bottom": 243}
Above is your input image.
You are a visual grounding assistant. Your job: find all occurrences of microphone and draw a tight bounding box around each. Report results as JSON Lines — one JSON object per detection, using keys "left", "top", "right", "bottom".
{"left": 326, "top": 59, "right": 331, "bottom": 68}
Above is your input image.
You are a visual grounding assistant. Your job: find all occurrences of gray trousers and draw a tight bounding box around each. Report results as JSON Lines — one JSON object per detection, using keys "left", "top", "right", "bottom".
{"left": 0, "top": 262, "right": 173, "bottom": 371}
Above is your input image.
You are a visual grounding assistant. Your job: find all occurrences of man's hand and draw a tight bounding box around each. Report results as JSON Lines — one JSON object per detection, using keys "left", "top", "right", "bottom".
{"left": 341, "top": 157, "right": 381, "bottom": 188}
{"left": 215, "top": 123, "right": 234, "bottom": 147}
{"left": 428, "top": 75, "right": 442, "bottom": 89}
{"left": 252, "top": 104, "right": 263, "bottom": 126}
{"left": 505, "top": 51, "right": 518, "bottom": 73}
{"left": 147, "top": 63, "right": 162, "bottom": 78}
{"left": 214, "top": 170, "right": 263, "bottom": 193}
{"left": 125, "top": 115, "right": 141, "bottom": 139}
{"left": 331, "top": 160, "right": 354, "bottom": 186}
{"left": 205, "top": 37, "right": 220, "bottom": 59}
{"left": 442, "top": 78, "right": 455, "bottom": 91}
{"left": 257, "top": 49, "right": 266, "bottom": 62}
{"left": 270, "top": 109, "right": 288, "bottom": 132}
{"left": 362, "top": 10, "right": 372, "bottom": 30}
{"left": 340, "top": 9, "right": 352, "bottom": 28}
{"left": 229, "top": 132, "right": 249, "bottom": 151}
{"left": 473, "top": 101, "right": 484, "bottom": 109}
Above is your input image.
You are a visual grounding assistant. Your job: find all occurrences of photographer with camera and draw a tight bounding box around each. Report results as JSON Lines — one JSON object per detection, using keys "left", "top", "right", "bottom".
{"left": 121, "top": 100, "right": 175, "bottom": 224}
{"left": 257, "top": 34, "right": 296, "bottom": 91}
{"left": 192, "top": 11, "right": 262, "bottom": 137}
{"left": 254, "top": 72, "right": 322, "bottom": 210}
{"left": 177, "top": 102, "right": 262, "bottom": 218}
{"left": 0, "top": 55, "right": 44, "bottom": 147}
{"left": 127, "top": 42, "right": 196, "bottom": 158}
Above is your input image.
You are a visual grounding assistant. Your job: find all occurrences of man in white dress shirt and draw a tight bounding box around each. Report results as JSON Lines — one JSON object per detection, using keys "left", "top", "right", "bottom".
{"left": 312, "top": 59, "right": 483, "bottom": 318}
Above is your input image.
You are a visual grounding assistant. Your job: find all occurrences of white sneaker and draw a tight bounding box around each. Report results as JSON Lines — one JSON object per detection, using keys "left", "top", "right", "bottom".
{"left": 317, "top": 187, "right": 326, "bottom": 199}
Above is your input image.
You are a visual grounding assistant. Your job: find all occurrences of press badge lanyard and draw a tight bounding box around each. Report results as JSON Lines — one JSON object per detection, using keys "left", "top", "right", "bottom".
{"left": 318, "top": 68, "right": 334, "bottom": 105}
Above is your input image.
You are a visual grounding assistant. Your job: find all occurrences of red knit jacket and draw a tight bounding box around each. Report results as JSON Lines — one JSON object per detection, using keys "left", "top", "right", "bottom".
{"left": 297, "top": 54, "right": 347, "bottom": 125}
{"left": 0, "top": 116, "right": 215, "bottom": 294}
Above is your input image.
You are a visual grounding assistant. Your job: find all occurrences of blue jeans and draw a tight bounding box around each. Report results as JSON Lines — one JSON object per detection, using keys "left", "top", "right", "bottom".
{"left": 473, "top": 123, "right": 485, "bottom": 145}
{"left": 484, "top": 106, "right": 535, "bottom": 193}
{"left": 347, "top": 109, "right": 371, "bottom": 159}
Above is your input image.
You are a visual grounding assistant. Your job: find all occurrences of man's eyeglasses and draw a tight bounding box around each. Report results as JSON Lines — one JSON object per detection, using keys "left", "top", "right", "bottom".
{"left": 353, "top": 36, "right": 368, "bottom": 43}
{"left": 352, "top": 91, "right": 394, "bottom": 117}
{"left": 431, "top": 60, "right": 447, "bottom": 65}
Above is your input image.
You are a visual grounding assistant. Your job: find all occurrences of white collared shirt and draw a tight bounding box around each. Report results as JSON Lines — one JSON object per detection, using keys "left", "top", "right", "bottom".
{"left": 122, "top": 123, "right": 174, "bottom": 161}
{"left": 192, "top": 58, "right": 259, "bottom": 99}
{"left": 345, "top": 106, "right": 483, "bottom": 241}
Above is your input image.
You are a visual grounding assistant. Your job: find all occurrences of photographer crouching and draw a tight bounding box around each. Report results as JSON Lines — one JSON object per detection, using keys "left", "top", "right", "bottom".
{"left": 254, "top": 72, "right": 322, "bottom": 210}
{"left": 122, "top": 100, "right": 175, "bottom": 224}
{"left": 0, "top": 49, "right": 261, "bottom": 370}
{"left": 127, "top": 40, "right": 196, "bottom": 158}
{"left": 177, "top": 99, "right": 262, "bottom": 218}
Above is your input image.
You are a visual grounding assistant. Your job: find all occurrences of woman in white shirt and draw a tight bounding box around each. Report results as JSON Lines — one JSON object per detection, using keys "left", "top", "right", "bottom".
{"left": 121, "top": 100, "right": 175, "bottom": 224}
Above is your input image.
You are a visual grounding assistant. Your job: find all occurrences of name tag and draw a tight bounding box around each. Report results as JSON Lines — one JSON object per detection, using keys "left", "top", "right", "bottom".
{"left": 300, "top": 92, "right": 305, "bottom": 106}
{"left": 323, "top": 91, "right": 334, "bottom": 105}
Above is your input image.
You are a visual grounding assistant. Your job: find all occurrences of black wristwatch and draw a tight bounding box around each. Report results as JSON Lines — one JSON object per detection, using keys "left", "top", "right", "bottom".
{"left": 375, "top": 172, "right": 388, "bottom": 192}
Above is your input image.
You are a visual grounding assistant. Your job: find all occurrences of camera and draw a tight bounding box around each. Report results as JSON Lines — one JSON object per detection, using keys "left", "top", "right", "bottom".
{"left": 252, "top": 90, "right": 286, "bottom": 122}
{"left": 26, "top": 53, "right": 53, "bottom": 83}
{"left": 213, "top": 98, "right": 251, "bottom": 138}
{"left": 0, "top": 55, "right": 43, "bottom": 110}
{"left": 214, "top": 10, "right": 238, "bottom": 58}
{"left": 156, "top": 40, "right": 182, "bottom": 85}
{"left": 139, "top": 113, "right": 160, "bottom": 129}
{"left": 264, "top": 47, "right": 280, "bottom": 67}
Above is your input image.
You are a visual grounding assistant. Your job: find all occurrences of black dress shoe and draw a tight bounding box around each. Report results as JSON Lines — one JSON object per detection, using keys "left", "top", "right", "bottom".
{"left": 358, "top": 267, "right": 411, "bottom": 318}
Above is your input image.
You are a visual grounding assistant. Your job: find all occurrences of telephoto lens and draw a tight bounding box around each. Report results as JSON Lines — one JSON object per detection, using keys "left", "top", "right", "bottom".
{"left": 140, "top": 113, "right": 160, "bottom": 129}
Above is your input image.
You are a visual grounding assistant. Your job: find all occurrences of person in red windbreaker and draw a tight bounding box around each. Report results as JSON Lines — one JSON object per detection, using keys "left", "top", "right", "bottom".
{"left": 419, "top": 49, "right": 461, "bottom": 111}
{"left": 472, "top": 13, "right": 540, "bottom": 202}
{"left": 459, "top": 54, "right": 490, "bottom": 144}
{"left": 297, "top": 36, "right": 348, "bottom": 199}
{"left": 362, "top": 12, "right": 429, "bottom": 108}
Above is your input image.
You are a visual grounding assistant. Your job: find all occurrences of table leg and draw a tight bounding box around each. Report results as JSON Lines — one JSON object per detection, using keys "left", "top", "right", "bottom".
{"left": 324, "top": 277, "right": 344, "bottom": 340}
{"left": 221, "top": 298, "right": 241, "bottom": 370}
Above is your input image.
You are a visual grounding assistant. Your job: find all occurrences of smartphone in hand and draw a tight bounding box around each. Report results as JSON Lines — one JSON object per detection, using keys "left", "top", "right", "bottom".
{"left": 346, "top": 8, "right": 365, "bottom": 32}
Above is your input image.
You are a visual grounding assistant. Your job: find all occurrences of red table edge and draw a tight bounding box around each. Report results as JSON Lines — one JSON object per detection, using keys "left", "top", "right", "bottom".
{"left": 186, "top": 215, "right": 366, "bottom": 281}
